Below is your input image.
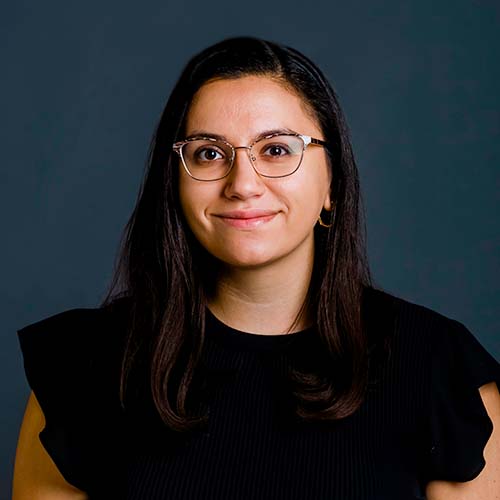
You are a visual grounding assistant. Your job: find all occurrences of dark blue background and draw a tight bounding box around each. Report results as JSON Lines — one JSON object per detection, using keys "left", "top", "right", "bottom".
{"left": 2, "top": 0, "right": 499, "bottom": 497}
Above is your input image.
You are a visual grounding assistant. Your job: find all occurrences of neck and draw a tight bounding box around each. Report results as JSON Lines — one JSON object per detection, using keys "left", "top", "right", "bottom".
{"left": 207, "top": 243, "right": 315, "bottom": 335}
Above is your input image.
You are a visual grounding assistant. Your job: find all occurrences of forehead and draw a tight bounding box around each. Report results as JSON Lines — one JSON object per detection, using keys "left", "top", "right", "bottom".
{"left": 185, "top": 76, "right": 321, "bottom": 141}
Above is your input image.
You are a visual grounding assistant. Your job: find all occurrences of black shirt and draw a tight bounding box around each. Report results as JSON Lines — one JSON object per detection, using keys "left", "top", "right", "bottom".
{"left": 17, "top": 287, "right": 500, "bottom": 499}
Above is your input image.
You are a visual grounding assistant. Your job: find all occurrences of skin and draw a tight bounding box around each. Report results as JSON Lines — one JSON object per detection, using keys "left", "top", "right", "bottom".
{"left": 13, "top": 392, "right": 89, "bottom": 499}
{"left": 179, "top": 76, "right": 332, "bottom": 334}
{"left": 12, "top": 75, "right": 500, "bottom": 498}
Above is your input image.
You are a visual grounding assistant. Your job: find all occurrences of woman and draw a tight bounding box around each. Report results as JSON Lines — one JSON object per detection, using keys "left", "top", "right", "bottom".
{"left": 13, "top": 37, "right": 500, "bottom": 499}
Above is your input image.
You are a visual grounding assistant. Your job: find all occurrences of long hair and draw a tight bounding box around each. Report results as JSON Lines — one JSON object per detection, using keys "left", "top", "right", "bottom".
{"left": 100, "top": 37, "right": 374, "bottom": 432}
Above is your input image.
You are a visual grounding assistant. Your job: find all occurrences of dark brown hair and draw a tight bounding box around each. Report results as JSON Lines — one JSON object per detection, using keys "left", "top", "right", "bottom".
{"left": 101, "top": 36, "right": 374, "bottom": 431}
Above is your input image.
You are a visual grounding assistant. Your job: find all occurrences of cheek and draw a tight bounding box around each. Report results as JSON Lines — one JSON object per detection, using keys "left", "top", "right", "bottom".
{"left": 178, "top": 176, "right": 219, "bottom": 236}
{"left": 279, "top": 166, "right": 330, "bottom": 220}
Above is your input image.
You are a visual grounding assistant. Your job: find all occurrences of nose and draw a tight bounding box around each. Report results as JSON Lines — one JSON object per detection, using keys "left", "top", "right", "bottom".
{"left": 223, "top": 146, "right": 265, "bottom": 200}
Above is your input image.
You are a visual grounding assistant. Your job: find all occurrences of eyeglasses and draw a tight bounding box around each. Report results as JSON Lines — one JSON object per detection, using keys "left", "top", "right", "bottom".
{"left": 172, "top": 132, "right": 327, "bottom": 181}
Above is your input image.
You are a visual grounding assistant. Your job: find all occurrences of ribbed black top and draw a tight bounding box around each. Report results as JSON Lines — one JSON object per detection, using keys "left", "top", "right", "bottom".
{"left": 17, "top": 288, "right": 500, "bottom": 499}
{"left": 206, "top": 309, "right": 314, "bottom": 350}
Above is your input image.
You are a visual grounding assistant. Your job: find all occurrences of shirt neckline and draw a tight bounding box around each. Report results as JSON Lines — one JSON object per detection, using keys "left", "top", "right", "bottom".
{"left": 205, "top": 308, "right": 314, "bottom": 352}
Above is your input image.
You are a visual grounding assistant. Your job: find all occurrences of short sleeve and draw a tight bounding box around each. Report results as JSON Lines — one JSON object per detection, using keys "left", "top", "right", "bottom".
{"left": 424, "top": 319, "right": 500, "bottom": 483}
{"left": 17, "top": 307, "right": 109, "bottom": 492}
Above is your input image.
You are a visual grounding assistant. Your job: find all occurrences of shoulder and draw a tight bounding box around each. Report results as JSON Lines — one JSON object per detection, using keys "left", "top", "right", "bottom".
{"left": 361, "top": 286, "right": 454, "bottom": 357}
{"left": 361, "top": 286, "right": 499, "bottom": 387}
{"left": 362, "top": 285, "right": 474, "bottom": 342}
{"left": 17, "top": 296, "right": 132, "bottom": 401}
{"left": 17, "top": 296, "right": 131, "bottom": 351}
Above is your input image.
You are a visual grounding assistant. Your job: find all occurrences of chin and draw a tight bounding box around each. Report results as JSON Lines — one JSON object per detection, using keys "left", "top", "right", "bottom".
{"left": 213, "top": 246, "right": 282, "bottom": 270}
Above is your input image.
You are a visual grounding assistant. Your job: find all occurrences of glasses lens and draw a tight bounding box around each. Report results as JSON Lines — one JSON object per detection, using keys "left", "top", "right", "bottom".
{"left": 251, "top": 135, "right": 304, "bottom": 177}
{"left": 182, "top": 139, "right": 233, "bottom": 180}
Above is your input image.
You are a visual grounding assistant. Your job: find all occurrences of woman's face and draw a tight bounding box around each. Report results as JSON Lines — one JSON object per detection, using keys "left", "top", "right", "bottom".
{"left": 178, "top": 75, "right": 332, "bottom": 270}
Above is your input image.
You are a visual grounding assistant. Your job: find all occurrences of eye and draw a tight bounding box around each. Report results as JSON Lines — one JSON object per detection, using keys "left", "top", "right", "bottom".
{"left": 262, "top": 144, "right": 291, "bottom": 157}
{"left": 195, "top": 147, "right": 225, "bottom": 162}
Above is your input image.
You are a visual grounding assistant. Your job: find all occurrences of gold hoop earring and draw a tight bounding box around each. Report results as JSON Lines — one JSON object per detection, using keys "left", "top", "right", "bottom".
{"left": 318, "top": 209, "right": 334, "bottom": 228}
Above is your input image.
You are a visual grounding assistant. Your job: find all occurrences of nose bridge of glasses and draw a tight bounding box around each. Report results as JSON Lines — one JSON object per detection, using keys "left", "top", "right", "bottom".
{"left": 232, "top": 145, "right": 257, "bottom": 166}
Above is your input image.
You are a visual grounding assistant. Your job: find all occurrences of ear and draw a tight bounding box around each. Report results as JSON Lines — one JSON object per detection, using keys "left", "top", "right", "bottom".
{"left": 323, "top": 191, "right": 333, "bottom": 212}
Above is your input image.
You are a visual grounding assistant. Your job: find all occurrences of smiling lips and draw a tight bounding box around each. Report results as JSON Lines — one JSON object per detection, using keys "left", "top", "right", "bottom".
{"left": 214, "top": 209, "right": 278, "bottom": 229}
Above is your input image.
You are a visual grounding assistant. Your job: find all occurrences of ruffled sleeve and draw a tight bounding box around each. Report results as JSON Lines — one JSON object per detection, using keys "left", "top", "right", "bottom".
{"left": 424, "top": 318, "right": 500, "bottom": 483}
{"left": 17, "top": 305, "right": 121, "bottom": 492}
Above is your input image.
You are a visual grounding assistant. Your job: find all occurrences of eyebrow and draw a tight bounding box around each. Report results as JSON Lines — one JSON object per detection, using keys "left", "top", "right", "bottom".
{"left": 185, "top": 128, "right": 296, "bottom": 143}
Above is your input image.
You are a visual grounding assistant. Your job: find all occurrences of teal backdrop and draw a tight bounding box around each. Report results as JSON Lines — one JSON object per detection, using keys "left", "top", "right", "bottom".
{"left": 2, "top": 0, "right": 499, "bottom": 497}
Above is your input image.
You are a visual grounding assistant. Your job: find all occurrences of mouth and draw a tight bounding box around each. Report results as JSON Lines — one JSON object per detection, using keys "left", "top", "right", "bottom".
{"left": 214, "top": 209, "right": 278, "bottom": 229}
